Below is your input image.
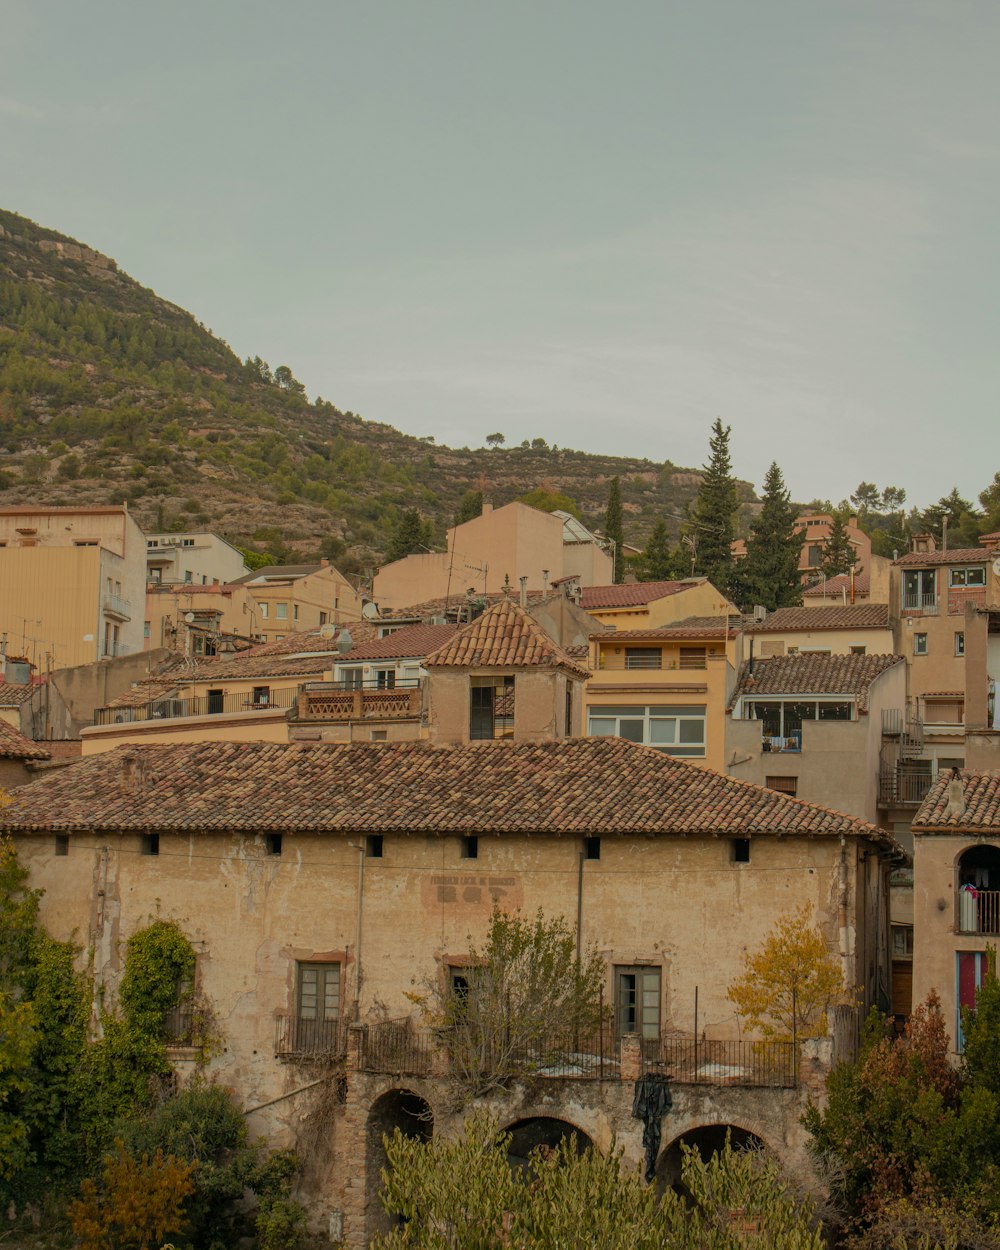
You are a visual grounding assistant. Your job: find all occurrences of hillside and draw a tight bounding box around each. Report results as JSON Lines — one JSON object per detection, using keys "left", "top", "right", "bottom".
{"left": 0, "top": 208, "right": 754, "bottom": 569}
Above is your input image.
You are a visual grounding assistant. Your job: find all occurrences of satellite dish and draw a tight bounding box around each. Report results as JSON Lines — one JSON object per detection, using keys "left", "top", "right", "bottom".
{"left": 993, "top": 557, "right": 1000, "bottom": 577}
{"left": 319, "top": 624, "right": 337, "bottom": 638}
{"left": 362, "top": 601, "right": 380, "bottom": 621}
{"left": 184, "top": 612, "right": 195, "bottom": 624}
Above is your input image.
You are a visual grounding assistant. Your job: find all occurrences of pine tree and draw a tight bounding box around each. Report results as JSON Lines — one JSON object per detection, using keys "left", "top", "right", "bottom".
{"left": 691, "top": 420, "right": 738, "bottom": 594}
{"left": 640, "top": 519, "right": 684, "bottom": 582}
{"left": 453, "top": 490, "right": 483, "bottom": 526}
{"left": 604, "top": 477, "right": 625, "bottom": 583}
{"left": 735, "top": 462, "right": 802, "bottom": 611}
{"left": 820, "top": 512, "right": 855, "bottom": 578}
{"left": 386, "top": 509, "right": 426, "bottom": 563}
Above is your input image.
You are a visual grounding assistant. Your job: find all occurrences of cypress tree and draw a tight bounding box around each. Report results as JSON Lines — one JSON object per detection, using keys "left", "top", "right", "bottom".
{"left": 735, "top": 462, "right": 802, "bottom": 611}
{"left": 820, "top": 512, "right": 855, "bottom": 578}
{"left": 640, "top": 519, "right": 684, "bottom": 582}
{"left": 604, "top": 476, "right": 625, "bottom": 582}
{"left": 691, "top": 419, "right": 738, "bottom": 594}
{"left": 386, "top": 509, "right": 426, "bottom": 563}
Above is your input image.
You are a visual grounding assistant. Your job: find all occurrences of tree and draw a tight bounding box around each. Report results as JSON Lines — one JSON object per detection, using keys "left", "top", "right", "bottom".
{"left": 68, "top": 1141, "right": 196, "bottom": 1250}
{"left": 915, "top": 487, "right": 981, "bottom": 548}
{"left": 272, "top": 365, "right": 305, "bottom": 395}
{"left": 604, "top": 476, "right": 625, "bottom": 582}
{"left": 417, "top": 909, "right": 605, "bottom": 1098}
{"left": 519, "top": 486, "right": 581, "bottom": 520}
{"left": 374, "top": 1111, "right": 825, "bottom": 1250}
{"left": 820, "top": 512, "right": 855, "bottom": 578}
{"left": 454, "top": 490, "right": 484, "bottom": 526}
{"left": 385, "top": 509, "right": 428, "bottom": 563}
{"left": 485, "top": 432, "right": 505, "bottom": 449}
{"left": 691, "top": 420, "right": 738, "bottom": 595}
{"left": 727, "top": 905, "right": 843, "bottom": 1041}
{"left": 733, "top": 462, "right": 802, "bottom": 611}
{"left": 530, "top": 437, "right": 547, "bottom": 449}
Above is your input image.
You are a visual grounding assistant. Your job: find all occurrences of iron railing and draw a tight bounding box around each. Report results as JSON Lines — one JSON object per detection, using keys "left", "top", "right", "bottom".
{"left": 958, "top": 889, "right": 1000, "bottom": 935}
{"left": 598, "top": 656, "right": 708, "bottom": 672}
{"left": 902, "top": 592, "right": 938, "bottom": 613}
{"left": 274, "top": 1015, "right": 349, "bottom": 1059}
{"left": 360, "top": 1020, "right": 436, "bottom": 1075}
{"left": 648, "top": 1038, "right": 797, "bottom": 1088}
{"left": 102, "top": 592, "right": 132, "bottom": 620}
{"left": 95, "top": 684, "right": 299, "bottom": 725}
{"left": 878, "top": 769, "right": 933, "bottom": 806}
{"left": 163, "top": 1006, "right": 195, "bottom": 1046}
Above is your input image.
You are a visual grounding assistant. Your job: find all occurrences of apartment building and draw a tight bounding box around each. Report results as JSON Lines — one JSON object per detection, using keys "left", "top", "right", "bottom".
{"left": 744, "top": 604, "right": 894, "bottom": 658}
{"left": 733, "top": 512, "right": 872, "bottom": 586}
{"left": 231, "top": 562, "right": 364, "bottom": 643}
{"left": 145, "top": 530, "right": 250, "bottom": 587}
{"left": 0, "top": 505, "right": 146, "bottom": 668}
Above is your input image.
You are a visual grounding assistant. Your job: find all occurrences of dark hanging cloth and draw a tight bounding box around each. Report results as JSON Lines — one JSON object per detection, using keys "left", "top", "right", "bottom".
{"left": 631, "top": 1073, "right": 673, "bottom": 1182}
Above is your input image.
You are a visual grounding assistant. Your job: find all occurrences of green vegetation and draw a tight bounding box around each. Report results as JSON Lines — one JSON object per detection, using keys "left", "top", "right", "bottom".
{"left": 691, "top": 419, "right": 738, "bottom": 595}
{"left": 733, "top": 461, "right": 802, "bottom": 611}
{"left": 374, "top": 1112, "right": 825, "bottom": 1249}
{"left": 604, "top": 476, "right": 625, "bottom": 582}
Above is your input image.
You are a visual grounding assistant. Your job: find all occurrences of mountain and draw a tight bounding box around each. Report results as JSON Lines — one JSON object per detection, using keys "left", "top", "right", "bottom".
{"left": 0, "top": 208, "right": 754, "bottom": 569}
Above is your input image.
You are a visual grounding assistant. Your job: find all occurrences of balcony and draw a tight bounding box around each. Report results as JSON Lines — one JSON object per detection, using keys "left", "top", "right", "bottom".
{"left": 762, "top": 733, "right": 801, "bottom": 753}
{"left": 331, "top": 1019, "right": 798, "bottom": 1087}
{"left": 274, "top": 1015, "right": 348, "bottom": 1059}
{"left": 94, "top": 684, "right": 299, "bottom": 725}
{"left": 901, "top": 592, "right": 937, "bottom": 615}
{"left": 101, "top": 642, "right": 131, "bottom": 658}
{"left": 878, "top": 769, "right": 933, "bottom": 807}
{"left": 597, "top": 655, "right": 709, "bottom": 672}
{"left": 958, "top": 890, "right": 1000, "bottom": 935}
{"left": 102, "top": 592, "right": 132, "bottom": 621}
{"left": 295, "top": 679, "right": 422, "bottom": 722}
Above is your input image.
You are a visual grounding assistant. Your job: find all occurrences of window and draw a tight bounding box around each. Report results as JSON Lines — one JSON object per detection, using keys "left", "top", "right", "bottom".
{"left": 949, "top": 567, "right": 986, "bottom": 588}
{"left": 252, "top": 685, "right": 270, "bottom": 707}
{"left": 276, "top": 603, "right": 288, "bottom": 621}
{"left": 955, "top": 632, "right": 965, "bottom": 656}
{"left": 850, "top": 645, "right": 866, "bottom": 655}
{"left": 746, "top": 700, "right": 850, "bottom": 752}
{"left": 181, "top": 538, "right": 195, "bottom": 547}
{"left": 54, "top": 835, "right": 69, "bottom": 857}
{"left": 295, "top": 962, "right": 341, "bottom": 1052}
{"left": 366, "top": 834, "right": 383, "bottom": 859}
{"left": 470, "top": 676, "right": 515, "bottom": 740}
{"left": 807, "top": 544, "right": 823, "bottom": 567}
{"left": 891, "top": 925, "right": 914, "bottom": 960}
{"left": 614, "top": 966, "right": 660, "bottom": 1039}
{"left": 184, "top": 571, "right": 193, "bottom": 583}
{"left": 319, "top": 612, "right": 327, "bottom": 626}
{"left": 294, "top": 605, "right": 299, "bottom": 621}
{"left": 587, "top": 704, "right": 706, "bottom": 757}
{"left": 731, "top": 838, "right": 751, "bottom": 863}
{"left": 766, "top": 776, "right": 798, "bottom": 796}
{"left": 565, "top": 685, "right": 573, "bottom": 737}
{"left": 340, "top": 667, "right": 363, "bottom": 689}
{"left": 265, "top": 833, "right": 282, "bottom": 856}
{"left": 142, "top": 833, "right": 160, "bottom": 857}
{"left": 144, "top": 622, "right": 151, "bottom": 639}
{"left": 678, "top": 647, "right": 707, "bottom": 670}
{"left": 902, "top": 568, "right": 936, "bottom": 610}
{"left": 260, "top": 603, "right": 269, "bottom": 619}
{"left": 624, "top": 647, "right": 661, "bottom": 670}
{"left": 914, "top": 634, "right": 928, "bottom": 656}
{"left": 375, "top": 669, "right": 397, "bottom": 690}
{"left": 461, "top": 835, "right": 478, "bottom": 860}
{"left": 370, "top": 730, "right": 387, "bottom": 741}
{"left": 584, "top": 836, "right": 601, "bottom": 861}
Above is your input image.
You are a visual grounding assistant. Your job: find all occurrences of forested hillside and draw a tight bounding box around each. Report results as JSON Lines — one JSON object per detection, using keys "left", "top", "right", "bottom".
{"left": 0, "top": 208, "right": 741, "bottom": 570}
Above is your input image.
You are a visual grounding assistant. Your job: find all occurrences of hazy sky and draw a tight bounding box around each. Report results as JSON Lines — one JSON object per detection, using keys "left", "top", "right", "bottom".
{"left": 2, "top": 1, "right": 998, "bottom": 510}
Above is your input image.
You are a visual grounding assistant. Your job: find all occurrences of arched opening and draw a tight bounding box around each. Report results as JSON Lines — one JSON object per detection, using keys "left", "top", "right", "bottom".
{"left": 957, "top": 845, "right": 1000, "bottom": 935}
{"left": 504, "top": 1116, "right": 592, "bottom": 1175}
{"left": 656, "top": 1124, "right": 764, "bottom": 1192}
{"left": 367, "top": 1089, "right": 433, "bottom": 1238}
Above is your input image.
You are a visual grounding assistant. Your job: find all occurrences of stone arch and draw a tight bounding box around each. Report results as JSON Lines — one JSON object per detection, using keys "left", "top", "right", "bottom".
{"left": 956, "top": 845, "right": 1000, "bottom": 933}
{"left": 956, "top": 843, "right": 1000, "bottom": 889}
{"left": 366, "top": 1087, "right": 434, "bottom": 1239}
{"left": 503, "top": 1116, "right": 593, "bottom": 1175}
{"left": 656, "top": 1122, "right": 766, "bottom": 1192}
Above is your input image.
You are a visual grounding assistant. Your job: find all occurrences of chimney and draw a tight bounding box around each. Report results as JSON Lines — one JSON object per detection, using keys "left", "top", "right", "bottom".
{"left": 943, "top": 768, "right": 966, "bottom": 822}
{"left": 481, "top": 501, "right": 493, "bottom": 516}
{"left": 519, "top": 576, "right": 528, "bottom": 609}
{"left": 120, "top": 751, "right": 145, "bottom": 794}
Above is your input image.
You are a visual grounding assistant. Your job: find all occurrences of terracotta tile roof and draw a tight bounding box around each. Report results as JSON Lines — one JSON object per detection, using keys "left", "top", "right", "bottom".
{"left": 230, "top": 563, "right": 325, "bottom": 583}
{"left": 424, "top": 599, "right": 591, "bottom": 677}
{"left": 913, "top": 770, "right": 1000, "bottom": 834}
{"left": 592, "top": 615, "right": 743, "bottom": 642}
{"left": 923, "top": 690, "right": 964, "bottom": 698}
{"left": 746, "top": 604, "right": 890, "bottom": 632}
{"left": 382, "top": 590, "right": 548, "bottom": 621}
{"left": 802, "top": 573, "right": 872, "bottom": 598}
{"left": 0, "top": 738, "right": 898, "bottom": 850}
{"left": 580, "top": 581, "right": 691, "bottom": 610}
{"left": 0, "top": 682, "right": 35, "bottom": 707}
{"left": 0, "top": 721, "right": 50, "bottom": 761}
{"left": 729, "top": 653, "right": 903, "bottom": 711}
{"left": 893, "top": 547, "right": 989, "bottom": 567}
{"left": 337, "top": 623, "right": 458, "bottom": 663}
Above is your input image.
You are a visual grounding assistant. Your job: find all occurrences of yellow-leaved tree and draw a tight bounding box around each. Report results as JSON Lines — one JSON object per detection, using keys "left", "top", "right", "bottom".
{"left": 727, "top": 905, "right": 845, "bottom": 1041}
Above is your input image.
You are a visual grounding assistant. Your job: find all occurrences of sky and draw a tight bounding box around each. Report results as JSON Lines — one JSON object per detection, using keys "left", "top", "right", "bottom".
{"left": 2, "top": 0, "right": 998, "bottom": 511}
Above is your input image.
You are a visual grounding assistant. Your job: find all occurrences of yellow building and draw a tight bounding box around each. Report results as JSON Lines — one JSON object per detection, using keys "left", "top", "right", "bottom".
{"left": 0, "top": 505, "right": 147, "bottom": 668}
{"left": 231, "top": 562, "right": 364, "bottom": 643}
{"left": 144, "top": 582, "right": 263, "bottom": 654}
{"left": 580, "top": 577, "right": 737, "bottom": 632}
{"left": 744, "top": 604, "right": 894, "bottom": 658}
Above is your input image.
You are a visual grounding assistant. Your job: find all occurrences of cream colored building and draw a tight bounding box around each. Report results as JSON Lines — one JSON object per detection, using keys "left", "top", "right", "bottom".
{"left": 744, "top": 604, "right": 894, "bottom": 658}
{"left": 145, "top": 530, "right": 250, "bottom": 587}
{"left": 232, "top": 562, "right": 364, "bottom": 643}
{"left": 372, "top": 502, "right": 613, "bottom": 612}
{"left": 3, "top": 720, "right": 901, "bottom": 1244}
{"left": 580, "top": 578, "right": 737, "bottom": 632}
{"left": 801, "top": 554, "right": 891, "bottom": 608}
{"left": 0, "top": 505, "right": 147, "bottom": 668}
{"left": 145, "top": 582, "right": 263, "bottom": 654}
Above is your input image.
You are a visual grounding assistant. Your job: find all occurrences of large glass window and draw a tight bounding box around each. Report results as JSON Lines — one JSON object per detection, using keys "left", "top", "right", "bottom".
{"left": 624, "top": 647, "right": 661, "bottom": 670}
{"left": 902, "top": 569, "right": 936, "bottom": 610}
{"left": 747, "top": 700, "right": 851, "bottom": 751}
{"left": 949, "top": 567, "right": 986, "bottom": 588}
{"left": 587, "top": 705, "right": 706, "bottom": 757}
{"left": 615, "top": 966, "right": 660, "bottom": 1039}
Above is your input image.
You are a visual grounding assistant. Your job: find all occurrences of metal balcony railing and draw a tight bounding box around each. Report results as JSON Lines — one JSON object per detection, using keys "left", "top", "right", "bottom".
{"left": 901, "top": 592, "right": 937, "bottom": 613}
{"left": 958, "top": 889, "right": 1000, "bottom": 935}
{"left": 646, "top": 1038, "right": 797, "bottom": 1088}
{"left": 102, "top": 592, "right": 132, "bottom": 620}
{"left": 598, "top": 656, "right": 708, "bottom": 672}
{"left": 274, "top": 1016, "right": 349, "bottom": 1059}
{"left": 878, "top": 769, "right": 933, "bottom": 806}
